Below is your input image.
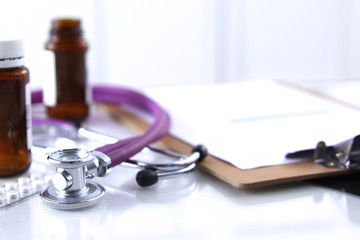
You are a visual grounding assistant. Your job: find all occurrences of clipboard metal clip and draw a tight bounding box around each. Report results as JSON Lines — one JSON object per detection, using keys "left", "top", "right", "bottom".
{"left": 286, "top": 135, "right": 360, "bottom": 170}
{"left": 314, "top": 135, "right": 360, "bottom": 170}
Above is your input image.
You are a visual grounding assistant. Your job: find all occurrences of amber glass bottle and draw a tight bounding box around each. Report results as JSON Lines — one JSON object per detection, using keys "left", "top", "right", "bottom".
{"left": 0, "top": 39, "right": 31, "bottom": 176}
{"left": 44, "top": 18, "right": 89, "bottom": 124}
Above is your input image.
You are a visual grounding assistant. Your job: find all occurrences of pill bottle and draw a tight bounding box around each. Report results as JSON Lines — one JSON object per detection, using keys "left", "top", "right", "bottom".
{"left": 0, "top": 39, "right": 31, "bottom": 176}
{"left": 44, "top": 18, "right": 89, "bottom": 125}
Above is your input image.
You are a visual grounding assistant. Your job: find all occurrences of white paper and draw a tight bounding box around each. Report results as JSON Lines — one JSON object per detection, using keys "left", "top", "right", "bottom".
{"left": 145, "top": 80, "right": 360, "bottom": 169}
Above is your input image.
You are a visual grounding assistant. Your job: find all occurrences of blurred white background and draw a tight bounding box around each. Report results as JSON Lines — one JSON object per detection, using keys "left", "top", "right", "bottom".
{"left": 1, "top": 0, "right": 359, "bottom": 89}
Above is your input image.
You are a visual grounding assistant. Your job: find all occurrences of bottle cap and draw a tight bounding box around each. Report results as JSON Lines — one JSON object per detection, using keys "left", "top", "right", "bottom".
{"left": 0, "top": 39, "right": 25, "bottom": 68}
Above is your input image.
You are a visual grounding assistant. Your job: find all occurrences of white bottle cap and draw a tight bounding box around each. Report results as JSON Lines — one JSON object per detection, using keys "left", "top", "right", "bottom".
{"left": 0, "top": 39, "right": 25, "bottom": 68}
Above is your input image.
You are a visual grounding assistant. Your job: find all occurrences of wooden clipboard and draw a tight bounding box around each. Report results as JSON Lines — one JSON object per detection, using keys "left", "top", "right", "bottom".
{"left": 101, "top": 102, "right": 349, "bottom": 189}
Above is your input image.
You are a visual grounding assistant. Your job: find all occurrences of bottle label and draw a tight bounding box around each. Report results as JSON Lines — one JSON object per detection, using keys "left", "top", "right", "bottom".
{"left": 42, "top": 51, "right": 56, "bottom": 107}
{"left": 25, "top": 83, "right": 32, "bottom": 149}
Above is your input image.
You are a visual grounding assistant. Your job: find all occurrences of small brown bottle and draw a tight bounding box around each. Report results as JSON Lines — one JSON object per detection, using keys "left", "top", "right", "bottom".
{"left": 44, "top": 18, "right": 89, "bottom": 124}
{"left": 0, "top": 39, "right": 31, "bottom": 176}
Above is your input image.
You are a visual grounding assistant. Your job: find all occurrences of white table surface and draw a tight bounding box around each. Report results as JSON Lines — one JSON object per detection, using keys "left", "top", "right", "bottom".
{"left": 2, "top": 81, "right": 360, "bottom": 239}
{"left": 2, "top": 159, "right": 360, "bottom": 240}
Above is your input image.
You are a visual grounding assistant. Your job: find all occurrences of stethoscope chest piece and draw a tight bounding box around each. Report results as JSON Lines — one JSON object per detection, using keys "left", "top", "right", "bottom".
{"left": 39, "top": 148, "right": 106, "bottom": 210}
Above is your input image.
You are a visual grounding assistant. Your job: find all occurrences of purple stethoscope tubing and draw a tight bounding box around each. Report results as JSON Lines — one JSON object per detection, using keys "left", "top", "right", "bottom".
{"left": 31, "top": 85, "right": 171, "bottom": 167}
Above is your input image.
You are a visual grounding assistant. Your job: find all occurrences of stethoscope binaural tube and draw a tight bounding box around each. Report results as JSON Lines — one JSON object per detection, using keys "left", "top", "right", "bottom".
{"left": 32, "top": 85, "right": 171, "bottom": 167}
{"left": 92, "top": 86, "right": 171, "bottom": 166}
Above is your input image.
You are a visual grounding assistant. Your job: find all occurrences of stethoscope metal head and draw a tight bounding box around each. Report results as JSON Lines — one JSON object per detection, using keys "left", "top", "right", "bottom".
{"left": 38, "top": 144, "right": 207, "bottom": 210}
{"left": 39, "top": 148, "right": 111, "bottom": 210}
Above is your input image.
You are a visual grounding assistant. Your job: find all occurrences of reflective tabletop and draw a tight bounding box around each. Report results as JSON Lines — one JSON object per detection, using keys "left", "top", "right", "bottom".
{"left": 1, "top": 153, "right": 360, "bottom": 239}
{"left": 2, "top": 82, "right": 360, "bottom": 239}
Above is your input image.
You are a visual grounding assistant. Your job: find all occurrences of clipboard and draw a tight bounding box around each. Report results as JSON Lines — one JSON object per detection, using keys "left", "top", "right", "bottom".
{"left": 101, "top": 103, "right": 349, "bottom": 189}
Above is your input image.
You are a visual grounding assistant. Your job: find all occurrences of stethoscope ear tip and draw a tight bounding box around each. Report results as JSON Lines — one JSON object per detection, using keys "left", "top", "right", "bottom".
{"left": 136, "top": 169, "right": 159, "bottom": 187}
{"left": 192, "top": 144, "right": 208, "bottom": 161}
{"left": 135, "top": 145, "right": 208, "bottom": 187}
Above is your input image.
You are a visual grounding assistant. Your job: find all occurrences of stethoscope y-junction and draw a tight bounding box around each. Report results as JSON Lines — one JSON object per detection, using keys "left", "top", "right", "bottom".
{"left": 31, "top": 86, "right": 207, "bottom": 210}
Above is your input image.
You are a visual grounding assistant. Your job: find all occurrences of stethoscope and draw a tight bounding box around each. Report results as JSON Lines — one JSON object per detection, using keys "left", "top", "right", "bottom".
{"left": 31, "top": 86, "right": 207, "bottom": 210}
